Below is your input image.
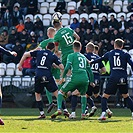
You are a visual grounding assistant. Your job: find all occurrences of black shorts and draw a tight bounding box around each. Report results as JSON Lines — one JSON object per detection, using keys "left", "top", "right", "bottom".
{"left": 104, "top": 77, "right": 128, "bottom": 95}
{"left": 86, "top": 85, "right": 100, "bottom": 96}
{"left": 86, "top": 76, "right": 100, "bottom": 96}
{"left": 35, "top": 76, "right": 58, "bottom": 93}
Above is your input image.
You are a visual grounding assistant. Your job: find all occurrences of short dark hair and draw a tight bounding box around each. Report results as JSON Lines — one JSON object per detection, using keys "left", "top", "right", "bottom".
{"left": 47, "top": 42, "right": 55, "bottom": 50}
{"left": 53, "top": 21, "right": 61, "bottom": 28}
{"left": 73, "top": 41, "right": 81, "bottom": 50}
{"left": 114, "top": 39, "right": 124, "bottom": 48}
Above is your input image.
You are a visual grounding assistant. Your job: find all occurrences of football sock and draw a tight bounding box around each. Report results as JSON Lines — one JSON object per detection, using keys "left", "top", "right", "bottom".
{"left": 71, "top": 95, "right": 78, "bottom": 112}
{"left": 57, "top": 91, "right": 63, "bottom": 110}
{"left": 62, "top": 100, "right": 66, "bottom": 110}
{"left": 36, "top": 100, "right": 44, "bottom": 114}
{"left": 81, "top": 95, "right": 87, "bottom": 114}
{"left": 87, "top": 97, "right": 94, "bottom": 108}
{"left": 96, "top": 95, "right": 101, "bottom": 103}
{"left": 45, "top": 88, "right": 53, "bottom": 104}
{"left": 124, "top": 96, "right": 133, "bottom": 112}
{"left": 101, "top": 97, "right": 108, "bottom": 112}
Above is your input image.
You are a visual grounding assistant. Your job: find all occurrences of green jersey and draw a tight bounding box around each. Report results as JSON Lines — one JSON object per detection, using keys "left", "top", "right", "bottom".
{"left": 40, "top": 38, "right": 54, "bottom": 49}
{"left": 63, "top": 52, "right": 94, "bottom": 82}
{"left": 54, "top": 27, "right": 75, "bottom": 56}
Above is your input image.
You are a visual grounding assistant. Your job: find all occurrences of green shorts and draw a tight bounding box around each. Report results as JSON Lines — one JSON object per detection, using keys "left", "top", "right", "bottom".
{"left": 61, "top": 77, "right": 89, "bottom": 95}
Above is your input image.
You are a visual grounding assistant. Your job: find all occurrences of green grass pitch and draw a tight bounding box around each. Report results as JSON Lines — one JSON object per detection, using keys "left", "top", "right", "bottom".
{"left": 0, "top": 108, "right": 133, "bottom": 133}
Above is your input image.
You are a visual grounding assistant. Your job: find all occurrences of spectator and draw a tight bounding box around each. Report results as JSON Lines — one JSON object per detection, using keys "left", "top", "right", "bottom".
{"left": 15, "top": 20, "right": 25, "bottom": 33}
{"left": 75, "top": 28, "right": 84, "bottom": 53}
{"left": 88, "top": 17, "right": 99, "bottom": 32}
{"left": 128, "top": 14, "right": 133, "bottom": 33}
{"left": 70, "top": 18, "right": 80, "bottom": 31}
{"left": 83, "top": 29, "right": 93, "bottom": 46}
{"left": 12, "top": 40, "right": 24, "bottom": 64}
{"left": 16, "top": 0, "right": 28, "bottom": 16}
{"left": 5, "top": 29, "right": 18, "bottom": 51}
{"left": 92, "top": 28, "right": 101, "bottom": 46}
{"left": 22, "top": 57, "right": 36, "bottom": 77}
{"left": 24, "top": 17, "right": 34, "bottom": 34}
{"left": 33, "top": 16, "right": 43, "bottom": 36}
{"left": 2, "top": 9, "right": 12, "bottom": 28}
{"left": 92, "top": 0, "right": 103, "bottom": 12}
{"left": 1, "top": 0, "right": 16, "bottom": 13}
{"left": 99, "top": 27, "right": 111, "bottom": 56}
{"left": 12, "top": 6, "right": 23, "bottom": 26}
{"left": 108, "top": 14, "right": 119, "bottom": 32}
{"left": 123, "top": 28, "right": 133, "bottom": 50}
{"left": 37, "top": 31, "right": 45, "bottom": 44}
{"left": 119, "top": 15, "right": 128, "bottom": 38}
{"left": 82, "top": 28, "right": 93, "bottom": 53}
{"left": 27, "top": 31, "right": 37, "bottom": 51}
{"left": 19, "top": 29, "right": 29, "bottom": 49}
{"left": 78, "top": 0, "right": 92, "bottom": 14}
{"left": 111, "top": 29, "right": 121, "bottom": 41}
{"left": 99, "top": 16, "right": 109, "bottom": 32}
{"left": 102, "top": 0, "right": 114, "bottom": 13}
{"left": 0, "top": 30, "right": 9, "bottom": 47}
{"left": 127, "top": 0, "right": 133, "bottom": 12}
{"left": 79, "top": 17, "right": 88, "bottom": 33}
{"left": 27, "top": 0, "right": 38, "bottom": 15}
{"left": 54, "top": 0, "right": 66, "bottom": 14}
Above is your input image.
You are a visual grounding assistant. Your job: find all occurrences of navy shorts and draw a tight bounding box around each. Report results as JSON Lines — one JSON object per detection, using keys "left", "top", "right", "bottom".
{"left": 104, "top": 77, "right": 128, "bottom": 95}
{"left": 35, "top": 76, "right": 58, "bottom": 93}
{"left": 86, "top": 76, "right": 100, "bottom": 96}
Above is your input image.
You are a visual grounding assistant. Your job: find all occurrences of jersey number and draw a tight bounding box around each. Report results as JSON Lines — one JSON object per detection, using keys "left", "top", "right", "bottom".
{"left": 113, "top": 56, "right": 121, "bottom": 66}
{"left": 40, "top": 56, "right": 46, "bottom": 65}
{"left": 78, "top": 57, "right": 86, "bottom": 68}
{"left": 91, "top": 59, "right": 99, "bottom": 70}
{"left": 62, "top": 33, "right": 73, "bottom": 45}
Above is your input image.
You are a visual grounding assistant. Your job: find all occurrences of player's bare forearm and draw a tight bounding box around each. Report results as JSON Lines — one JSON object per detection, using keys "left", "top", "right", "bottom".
{"left": 73, "top": 32, "right": 80, "bottom": 41}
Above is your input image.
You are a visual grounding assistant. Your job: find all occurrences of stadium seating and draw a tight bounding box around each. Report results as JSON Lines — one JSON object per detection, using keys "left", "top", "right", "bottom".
{"left": 49, "top": 2, "right": 57, "bottom": 14}
{"left": 40, "top": 2, "right": 49, "bottom": 14}
{"left": 43, "top": 14, "right": 52, "bottom": 26}
{"left": 70, "top": 13, "right": 79, "bottom": 23}
{"left": 67, "top": 1, "right": 76, "bottom": 13}
{"left": 12, "top": 76, "right": 22, "bottom": 87}
{"left": 6, "top": 63, "right": 16, "bottom": 76}
{"left": 21, "top": 76, "right": 32, "bottom": 87}
{"left": 89, "top": 13, "right": 98, "bottom": 20}
{"left": 25, "top": 14, "right": 34, "bottom": 22}
{"left": 62, "top": 13, "right": 70, "bottom": 26}
{"left": 79, "top": 13, "right": 88, "bottom": 21}
{"left": 0, "top": 63, "right": 6, "bottom": 76}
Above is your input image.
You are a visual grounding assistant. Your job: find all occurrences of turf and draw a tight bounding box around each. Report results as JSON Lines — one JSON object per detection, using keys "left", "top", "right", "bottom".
{"left": 0, "top": 108, "right": 133, "bottom": 133}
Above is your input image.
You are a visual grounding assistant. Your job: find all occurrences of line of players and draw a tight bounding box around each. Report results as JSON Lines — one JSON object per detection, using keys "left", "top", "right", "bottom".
{"left": 18, "top": 14, "right": 133, "bottom": 120}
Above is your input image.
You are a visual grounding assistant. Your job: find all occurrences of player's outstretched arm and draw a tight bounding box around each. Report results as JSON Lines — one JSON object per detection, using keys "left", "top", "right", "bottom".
{"left": 0, "top": 46, "right": 17, "bottom": 56}
{"left": 73, "top": 32, "right": 80, "bottom": 41}
{"left": 18, "top": 52, "right": 31, "bottom": 71}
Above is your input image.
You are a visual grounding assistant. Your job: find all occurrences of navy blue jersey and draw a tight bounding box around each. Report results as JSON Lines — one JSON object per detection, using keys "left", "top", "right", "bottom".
{"left": 84, "top": 52, "right": 104, "bottom": 76}
{"left": 92, "top": 49, "right": 133, "bottom": 77}
{"left": 0, "top": 46, "right": 13, "bottom": 56}
{"left": 30, "top": 50, "right": 61, "bottom": 77}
